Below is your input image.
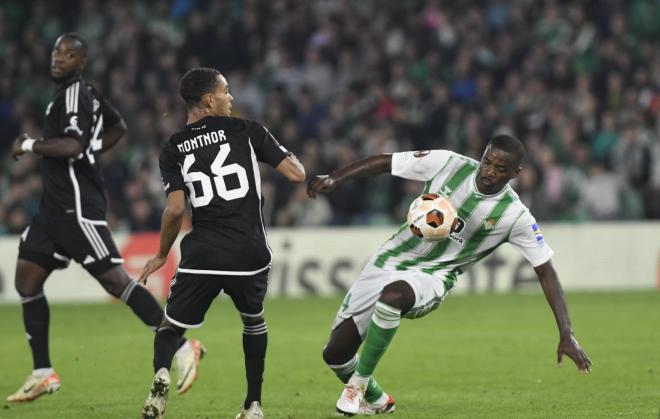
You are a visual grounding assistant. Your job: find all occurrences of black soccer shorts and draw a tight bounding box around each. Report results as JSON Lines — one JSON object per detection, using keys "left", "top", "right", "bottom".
{"left": 18, "top": 213, "right": 123, "bottom": 277}
{"left": 164, "top": 270, "right": 269, "bottom": 328}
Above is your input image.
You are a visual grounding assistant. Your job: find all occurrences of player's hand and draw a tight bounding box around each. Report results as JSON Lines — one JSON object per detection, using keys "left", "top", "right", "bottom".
{"left": 138, "top": 255, "right": 167, "bottom": 285}
{"left": 557, "top": 334, "right": 592, "bottom": 373}
{"left": 11, "top": 133, "right": 30, "bottom": 160}
{"left": 307, "top": 175, "right": 337, "bottom": 199}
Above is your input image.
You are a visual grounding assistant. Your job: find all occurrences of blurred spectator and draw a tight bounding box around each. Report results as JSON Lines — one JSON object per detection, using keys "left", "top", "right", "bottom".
{"left": 1, "top": 0, "right": 659, "bottom": 236}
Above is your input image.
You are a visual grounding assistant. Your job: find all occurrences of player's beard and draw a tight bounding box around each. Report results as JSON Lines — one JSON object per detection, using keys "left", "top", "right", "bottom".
{"left": 50, "top": 67, "right": 77, "bottom": 84}
{"left": 50, "top": 72, "right": 70, "bottom": 83}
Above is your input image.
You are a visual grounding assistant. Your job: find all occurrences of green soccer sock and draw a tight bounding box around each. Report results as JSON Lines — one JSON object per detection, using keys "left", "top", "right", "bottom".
{"left": 327, "top": 354, "right": 384, "bottom": 403}
{"left": 356, "top": 302, "right": 401, "bottom": 378}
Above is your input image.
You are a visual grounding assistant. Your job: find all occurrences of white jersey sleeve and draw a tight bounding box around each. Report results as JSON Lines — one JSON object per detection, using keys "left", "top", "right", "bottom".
{"left": 391, "top": 150, "right": 454, "bottom": 181}
{"left": 508, "top": 210, "right": 554, "bottom": 267}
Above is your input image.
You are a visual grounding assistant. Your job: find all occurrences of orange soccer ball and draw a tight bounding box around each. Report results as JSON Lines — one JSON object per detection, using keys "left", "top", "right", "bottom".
{"left": 407, "top": 193, "right": 457, "bottom": 241}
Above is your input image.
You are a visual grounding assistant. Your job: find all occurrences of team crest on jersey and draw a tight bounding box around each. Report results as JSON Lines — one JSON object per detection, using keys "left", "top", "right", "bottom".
{"left": 64, "top": 115, "right": 83, "bottom": 136}
{"left": 441, "top": 185, "right": 452, "bottom": 196}
{"left": 532, "top": 223, "right": 544, "bottom": 246}
{"left": 483, "top": 218, "right": 496, "bottom": 231}
{"left": 414, "top": 150, "right": 430, "bottom": 158}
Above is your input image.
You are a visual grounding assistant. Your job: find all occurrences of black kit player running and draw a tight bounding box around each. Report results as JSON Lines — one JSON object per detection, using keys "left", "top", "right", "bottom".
{"left": 138, "top": 68, "right": 305, "bottom": 419}
{"left": 7, "top": 33, "right": 202, "bottom": 403}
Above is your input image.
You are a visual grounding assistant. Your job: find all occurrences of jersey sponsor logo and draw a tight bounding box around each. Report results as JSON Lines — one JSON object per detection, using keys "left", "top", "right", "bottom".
{"left": 83, "top": 255, "right": 95, "bottom": 265}
{"left": 448, "top": 217, "right": 466, "bottom": 244}
{"left": 444, "top": 216, "right": 466, "bottom": 244}
{"left": 532, "top": 223, "right": 544, "bottom": 246}
{"left": 64, "top": 115, "right": 83, "bottom": 136}
{"left": 451, "top": 217, "right": 465, "bottom": 233}
{"left": 448, "top": 233, "right": 464, "bottom": 244}
{"left": 163, "top": 182, "right": 170, "bottom": 190}
{"left": 414, "top": 150, "right": 430, "bottom": 158}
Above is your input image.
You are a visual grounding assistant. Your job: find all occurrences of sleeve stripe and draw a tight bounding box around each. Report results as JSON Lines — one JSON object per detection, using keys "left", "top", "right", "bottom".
{"left": 65, "top": 82, "right": 80, "bottom": 114}
{"left": 66, "top": 85, "right": 71, "bottom": 113}
{"left": 73, "top": 82, "right": 79, "bottom": 113}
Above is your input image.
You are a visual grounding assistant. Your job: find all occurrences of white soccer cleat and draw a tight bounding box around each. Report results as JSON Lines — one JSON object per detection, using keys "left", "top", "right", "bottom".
{"left": 235, "top": 401, "right": 264, "bottom": 419}
{"left": 6, "top": 371, "right": 61, "bottom": 402}
{"left": 336, "top": 383, "right": 365, "bottom": 416}
{"left": 174, "top": 338, "right": 206, "bottom": 395}
{"left": 141, "top": 368, "right": 170, "bottom": 419}
{"left": 364, "top": 392, "right": 396, "bottom": 415}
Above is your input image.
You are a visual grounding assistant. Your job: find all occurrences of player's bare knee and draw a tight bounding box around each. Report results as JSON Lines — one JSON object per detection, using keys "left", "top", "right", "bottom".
{"left": 322, "top": 341, "right": 355, "bottom": 366}
{"left": 14, "top": 260, "right": 47, "bottom": 297}
{"left": 14, "top": 278, "right": 42, "bottom": 297}
{"left": 380, "top": 281, "right": 415, "bottom": 313}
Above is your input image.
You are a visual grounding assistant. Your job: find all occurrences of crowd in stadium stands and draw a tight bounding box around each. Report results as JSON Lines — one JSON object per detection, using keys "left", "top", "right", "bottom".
{"left": 1, "top": 0, "right": 659, "bottom": 234}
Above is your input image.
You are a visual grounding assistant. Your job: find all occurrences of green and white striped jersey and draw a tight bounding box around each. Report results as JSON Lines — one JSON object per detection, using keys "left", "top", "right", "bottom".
{"left": 373, "top": 150, "right": 553, "bottom": 289}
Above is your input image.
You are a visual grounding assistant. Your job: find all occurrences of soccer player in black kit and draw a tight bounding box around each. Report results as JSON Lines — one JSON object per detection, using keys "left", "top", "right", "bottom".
{"left": 138, "top": 68, "right": 305, "bottom": 419}
{"left": 7, "top": 33, "right": 205, "bottom": 402}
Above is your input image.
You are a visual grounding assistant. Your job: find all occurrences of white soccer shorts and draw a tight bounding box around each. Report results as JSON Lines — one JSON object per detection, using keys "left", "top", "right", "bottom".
{"left": 332, "top": 261, "right": 451, "bottom": 338}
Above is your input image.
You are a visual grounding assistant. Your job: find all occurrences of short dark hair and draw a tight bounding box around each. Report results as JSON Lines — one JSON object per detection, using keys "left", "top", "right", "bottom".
{"left": 488, "top": 134, "right": 525, "bottom": 166}
{"left": 60, "top": 32, "right": 88, "bottom": 57}
{"left": 178, "top": 67, "right": 222, "bottom": 108}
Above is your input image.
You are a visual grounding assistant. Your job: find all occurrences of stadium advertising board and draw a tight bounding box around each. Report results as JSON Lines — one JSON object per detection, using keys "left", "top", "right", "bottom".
{"left": 0, "top": 223, "right": 658, "bottom": 302}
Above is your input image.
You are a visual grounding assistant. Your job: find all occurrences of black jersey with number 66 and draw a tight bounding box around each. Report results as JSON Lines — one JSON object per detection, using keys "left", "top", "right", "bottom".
{"left": 159, "top": 116, "right": 288, "bottom": 275}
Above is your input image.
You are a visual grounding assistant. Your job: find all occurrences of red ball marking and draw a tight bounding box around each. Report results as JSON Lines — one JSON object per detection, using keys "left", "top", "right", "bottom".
{"left": 426, "top": 209, "right": 444, "bottom": 228}
{"left": 409, "top": 224, "right": 423, "bottom": 237}
{"left": 421, "top": 193, "right": 440, "bottom": 201}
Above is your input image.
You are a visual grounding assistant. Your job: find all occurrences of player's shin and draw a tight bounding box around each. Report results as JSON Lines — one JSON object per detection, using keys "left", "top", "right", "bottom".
{"left": 153, "top": 325, "right": 184, "bottom": 372}
{"left": 355, "top": 302, "right": 401, "bottom": 385}
{"left": 327, "top": 354, "right": 385, "bottom": 403}
{"left": 21, "top": 293, "right": 51, "bottom": 369}
{"left": 242, "top": 320, "right": 267, "bottom": 409}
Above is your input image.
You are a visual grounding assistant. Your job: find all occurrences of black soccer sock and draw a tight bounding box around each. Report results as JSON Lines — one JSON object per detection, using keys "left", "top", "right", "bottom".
{"left": 242, "top": 321, "right": 268, "bottom": 409}
{"left": 21, "top": 293, "right": 51, "bottom": 369}
{"left": 153, "top": 325, "right": 185, "bottom": 373}
{"left": 121, "top": 281, "right": 188, "bottom": 349}
{"left": 120, "top": 281, "right": 163, "bottom": 330}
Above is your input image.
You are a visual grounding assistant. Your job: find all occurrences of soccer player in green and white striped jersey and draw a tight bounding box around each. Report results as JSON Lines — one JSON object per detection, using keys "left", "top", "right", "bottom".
{"left": 307, "top": 135, "right": 592, "bottom": 416}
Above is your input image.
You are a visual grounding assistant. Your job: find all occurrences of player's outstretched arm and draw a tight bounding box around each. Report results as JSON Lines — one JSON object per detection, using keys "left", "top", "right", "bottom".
{"left": 138, "top": 190, "right": 186, "bottom": 285}
{"left": 307, "top": 153, "right": 392, "bottom": 199}
{"left": 534, "top": 260, "right": 592, "bottom": 373}
{"left": 276, "top": 153, "right": 306, "bottom": 183}
{"left": 12, "top": 133, "right": 82, "bottom": 160}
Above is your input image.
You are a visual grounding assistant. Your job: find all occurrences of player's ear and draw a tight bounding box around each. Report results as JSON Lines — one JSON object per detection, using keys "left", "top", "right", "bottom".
{"left": 202, "top": 92, "right": 213, "bottom": 109}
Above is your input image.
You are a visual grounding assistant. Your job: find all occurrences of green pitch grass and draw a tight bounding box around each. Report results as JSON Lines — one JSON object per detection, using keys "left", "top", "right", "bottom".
{"left": 0, "top": 291, "right": 658, "bottom": 418}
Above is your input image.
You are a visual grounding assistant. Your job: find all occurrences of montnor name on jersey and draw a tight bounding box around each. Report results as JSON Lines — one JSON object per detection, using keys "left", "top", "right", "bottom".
{"left": 177, "top": 129, "right": 227, "bottom": 153}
